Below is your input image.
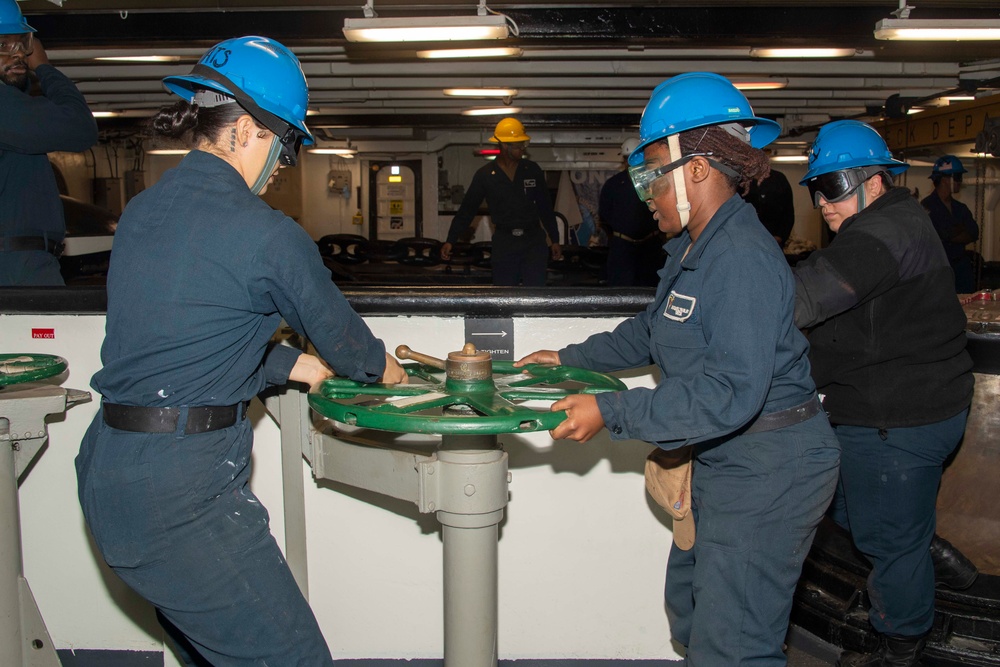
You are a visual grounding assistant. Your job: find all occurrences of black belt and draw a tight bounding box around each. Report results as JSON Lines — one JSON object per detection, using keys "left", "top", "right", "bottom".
{"left": 0, "top": 236, "right": 62, "bottom": 255}
{"left": 613, "top": 231, "right": 658, "bottom": 244}
{"left": 103, "top": 402, "right": 248, "bottom": 435}
{"left": 744, "top": 396, "right": 823, "bottom": 434}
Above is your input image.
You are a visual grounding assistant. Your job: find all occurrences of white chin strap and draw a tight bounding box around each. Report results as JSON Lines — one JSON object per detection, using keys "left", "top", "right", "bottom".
{"left": 668, "top": 134, "right": 691, "bottom": 229}
{"left": 250, "top": 135, "right": 283, "bottom": 195}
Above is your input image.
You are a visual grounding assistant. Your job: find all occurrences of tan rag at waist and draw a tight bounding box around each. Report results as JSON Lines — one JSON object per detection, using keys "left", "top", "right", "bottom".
{"left": 644, "top": 445, "right": 695, "bottom": 550}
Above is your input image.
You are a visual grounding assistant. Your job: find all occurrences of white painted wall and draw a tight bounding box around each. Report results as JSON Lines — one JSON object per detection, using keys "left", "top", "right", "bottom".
{"left": 2, "top": 312, "right": 677, "bottom": 663}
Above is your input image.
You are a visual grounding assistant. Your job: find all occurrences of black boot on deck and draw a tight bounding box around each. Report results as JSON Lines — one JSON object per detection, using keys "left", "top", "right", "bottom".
{"left": 930, "top": 533, "right": 979, "bottom": 590}
{"left": 837, "top": 633, "right": 927, "bottom": 667}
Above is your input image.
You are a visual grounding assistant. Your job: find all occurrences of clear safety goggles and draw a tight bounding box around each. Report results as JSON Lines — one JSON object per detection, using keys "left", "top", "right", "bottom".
{"left": 805, "top": 167, "right": 884, "bottom": 208}
{"left": 499, "top": 140, "right": 529, "bottom": 150}
{"left": 628, "top": 151, "right": 739, "bottom": 202}
{"left": 0, "top": 33, "right": 33, "bottom": 57}
{"left": 628, "top": 153, "right": 704, "bottom": 202}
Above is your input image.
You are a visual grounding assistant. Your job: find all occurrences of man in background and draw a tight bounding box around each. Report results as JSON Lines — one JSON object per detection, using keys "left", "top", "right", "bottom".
{"left": 921, "top": 155, "right": 979, "bottom": 293}
{"left": 0, "top": 0, "right": 98, "bottom": 286}
{"left": 743, "top": 167, "right": 795, "bottom": 249}
{"left": 598, "top": 137, "right": 662, "bottom": 286}
{"left": 441, "top": 117, "right": 562, "bottom": 286}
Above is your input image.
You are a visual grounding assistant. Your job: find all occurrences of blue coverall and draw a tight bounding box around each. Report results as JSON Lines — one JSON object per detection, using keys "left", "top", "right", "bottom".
{"left": 0, "top": 64, "right": 97, "bottom": 285}
{"left": 598, "top": 169, "right": 662, "bottom": 287}
{"left": 560, "top": 194, "right": 840, "bottom": 666}
{"left": 76, "top": 150, "right": 387, "bottom": 666}
{"left": 921, "top": 190, "right": 979, "bottom": 293}
{"left": 446, "top": 158, "right": 559, "bottom": 286}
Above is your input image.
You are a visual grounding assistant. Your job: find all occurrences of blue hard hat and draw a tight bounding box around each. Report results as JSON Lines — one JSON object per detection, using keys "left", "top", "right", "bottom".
{"left": 628, "top": 72, "right": 781, "bottom": 167}
{"left": 0, "top": 0, "right": 35, "bottom": 34}
{"left": 163, "top": 36, "right": 314, "bottom": 146}
{"left": 800, "top": 120, "right": 908, "bottom": 183}
{"left": 930, "top": 155, "right": 967, "bottom": 177}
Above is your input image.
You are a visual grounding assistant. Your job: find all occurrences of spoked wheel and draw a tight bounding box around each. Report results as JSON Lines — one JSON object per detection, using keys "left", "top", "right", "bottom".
{"left": 0, "top": 354, "right": 68, "bottom": 387}
{"left": 308, "top": 344, "right": 625, "bottom": 435}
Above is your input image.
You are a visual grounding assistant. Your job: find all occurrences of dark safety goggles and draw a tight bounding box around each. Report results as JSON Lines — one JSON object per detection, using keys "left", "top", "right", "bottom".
{"left": 805, "top": 167, "right": 884, "bottom": 208}
{"left": 628, "top": 152, "right": 739, "bottom": 202}
{"left": 275, "top": 126, "right": 307, "bottom": 167}
{"left": 0, "top": 33, "right": 33, "bottom": 57}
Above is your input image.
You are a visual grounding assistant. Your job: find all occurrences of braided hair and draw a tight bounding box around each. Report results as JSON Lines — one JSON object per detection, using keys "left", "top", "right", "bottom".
{"left": 677, "top": 125, "right": 771, "bottom": 195}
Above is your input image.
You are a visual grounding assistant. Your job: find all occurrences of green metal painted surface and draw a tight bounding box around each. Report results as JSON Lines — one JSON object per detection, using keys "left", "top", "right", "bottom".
{"left": 309, "top": 361, "right": 626, "bottom": 435}
{"left": 0, "top": 354, "right": 68, "bottom": 387}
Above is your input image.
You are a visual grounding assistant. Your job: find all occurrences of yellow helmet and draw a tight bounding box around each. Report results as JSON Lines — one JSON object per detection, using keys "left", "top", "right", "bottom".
{"left": 490, "top": 117, "right": 530, "bottom": 143}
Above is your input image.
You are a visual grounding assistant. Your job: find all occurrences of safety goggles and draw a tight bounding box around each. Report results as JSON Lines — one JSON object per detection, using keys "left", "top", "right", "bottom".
{"left": 275, "top": 126, "right": 306, "bottom": 167}
{"left": 628, "top": 152, "right": 739, "bottom": 202}
{"left": 499, "top": 140, "right": 529, "bottom": 150}
{"left": 805, "top": 167, "right": 883, "bottom": 208}
{"left": 629, "top": 153, "right": 703, "bottom": 202}
{"left": 0, "top": 33, "right": 33, "bottom": 57}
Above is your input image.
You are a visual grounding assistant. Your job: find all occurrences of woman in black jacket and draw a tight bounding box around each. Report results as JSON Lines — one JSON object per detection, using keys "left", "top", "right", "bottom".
{"left": 793, "top": 120, "right": 976, "bottom": 667}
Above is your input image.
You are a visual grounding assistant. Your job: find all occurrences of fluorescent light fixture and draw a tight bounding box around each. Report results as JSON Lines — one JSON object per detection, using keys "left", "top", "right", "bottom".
{"left": 750, "top": 47, "right": 857, "bottom": 58}
{"left": 732, "top": 79, "right": 788, "bottom": 91}
{"left": 417, "top": 47, "right": 521, "bottom": 59}
{"left": 875, "top": 18, "right": 1000, "bottom": 40}
{"left": 307, "top": 147, "right": 358, "bottom": 156}
{"left": 343, "top": 14, "right": 508, "bottom": 43}
{"left": 91, "top": 110, "right": 119, "bottom": 118}
{"left": 461, "top": 106, "right": 523, "bottom": 116}
{"left": 770, "top": 155, "right": 809, "bottom": 163}
{"left": 95, "top": 55, "right": 181, "bottom": 62}
{"left": 945, "top": 96, "right": 977, "bottom": 102}
{"left": 444, "top": 88, "right": 518, "bottom": 97}
{"left": 147, "top": 149, "right": 190, "bottom": 155}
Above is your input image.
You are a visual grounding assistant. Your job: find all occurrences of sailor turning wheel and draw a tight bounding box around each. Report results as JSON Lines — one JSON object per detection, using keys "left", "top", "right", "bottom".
{"left": 1, "top": 354, "right": 90, "bottom": 667}
{"left": 302, "top": 343, "right": 625, "bottom": 667}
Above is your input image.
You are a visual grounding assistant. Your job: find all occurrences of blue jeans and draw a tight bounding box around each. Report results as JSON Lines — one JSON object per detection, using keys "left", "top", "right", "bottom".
{"left": 828, "top": 409, "right": 969, "bottom": 637}
{"left": 665, "top": 412, "right": 840, "bottom": 665}
{"left": 76, "top": 408, "right": 335, "bottom": 666}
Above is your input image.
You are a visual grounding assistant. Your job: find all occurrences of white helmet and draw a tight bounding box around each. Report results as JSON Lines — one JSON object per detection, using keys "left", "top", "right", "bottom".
{"left": 620, "top": 137, "right": 642, "bottom": 157}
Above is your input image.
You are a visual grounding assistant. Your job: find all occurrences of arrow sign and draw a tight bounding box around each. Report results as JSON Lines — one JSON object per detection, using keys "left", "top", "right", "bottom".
{"left": 464, "top": 317, "right": 514, "bottom": 360}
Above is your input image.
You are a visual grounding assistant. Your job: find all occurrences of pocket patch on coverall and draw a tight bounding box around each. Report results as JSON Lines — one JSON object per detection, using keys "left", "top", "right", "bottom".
{"left": 664, "top": 291, "right": 697, "bottom": 322}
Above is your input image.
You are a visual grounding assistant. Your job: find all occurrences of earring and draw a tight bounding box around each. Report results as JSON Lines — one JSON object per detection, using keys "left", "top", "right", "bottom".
{"left": 243, "top": 141, "right": 249, "bottom": 148}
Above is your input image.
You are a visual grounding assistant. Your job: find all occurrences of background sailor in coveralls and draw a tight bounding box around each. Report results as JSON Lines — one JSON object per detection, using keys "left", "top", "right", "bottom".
{"left": 0, "top": 0, "right": 97, "bottom": 285}
{"left": 516, "top": 72, "right": 840, "bottom": 666}
{"left": 75, "top": 36, "right": 407, "bottom": 666}
{"left": 598, "top": 137, "right": 663, "bottom": 286}
{"left": 441, "top": 117, "right": 563, "bottom": 286}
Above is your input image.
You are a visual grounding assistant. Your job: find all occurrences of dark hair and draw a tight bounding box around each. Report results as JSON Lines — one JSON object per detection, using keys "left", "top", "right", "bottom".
{"left": 148, "top": 95, "right": 263, "bottom": 148}
{"left": 675, "top": 125, "right": 771, "bottom": 195}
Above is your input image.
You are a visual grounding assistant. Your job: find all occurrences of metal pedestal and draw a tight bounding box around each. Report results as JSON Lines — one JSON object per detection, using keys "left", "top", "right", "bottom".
{"left": 270, "top": 387, "right": 509, "bottom": 667}
{"left": 0, "top": 383, "right": 90, "bottom": 667}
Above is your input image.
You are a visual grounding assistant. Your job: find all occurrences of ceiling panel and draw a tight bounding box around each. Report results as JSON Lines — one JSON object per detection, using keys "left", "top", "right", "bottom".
{"left": 17, "top": 1, "right": 1000, "bottom": 153}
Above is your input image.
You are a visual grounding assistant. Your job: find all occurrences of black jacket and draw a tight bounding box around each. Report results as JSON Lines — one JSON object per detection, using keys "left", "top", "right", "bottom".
{"left": 793, "top": 187, "right": 973, "bottom": 427}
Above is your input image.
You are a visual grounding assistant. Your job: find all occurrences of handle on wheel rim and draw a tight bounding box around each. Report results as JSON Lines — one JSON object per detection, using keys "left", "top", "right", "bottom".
{"left": 308, "top": 361, "right": 625, "bottom": 435}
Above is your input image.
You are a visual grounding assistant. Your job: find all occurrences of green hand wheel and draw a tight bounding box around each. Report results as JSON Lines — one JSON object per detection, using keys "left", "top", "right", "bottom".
{"left": 0, "top": 354, "right": 68, "bottom": 387}
{"left": 308, "top": 344, "right": 626, "bottom": 435}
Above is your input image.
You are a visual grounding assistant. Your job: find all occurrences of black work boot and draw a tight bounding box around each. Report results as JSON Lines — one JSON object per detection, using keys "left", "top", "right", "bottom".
{"left": 930, "top": 534, "right": 978, "bottom": 590}
{"left": 837, "top": 633, "right": 927, "bottom": 666}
